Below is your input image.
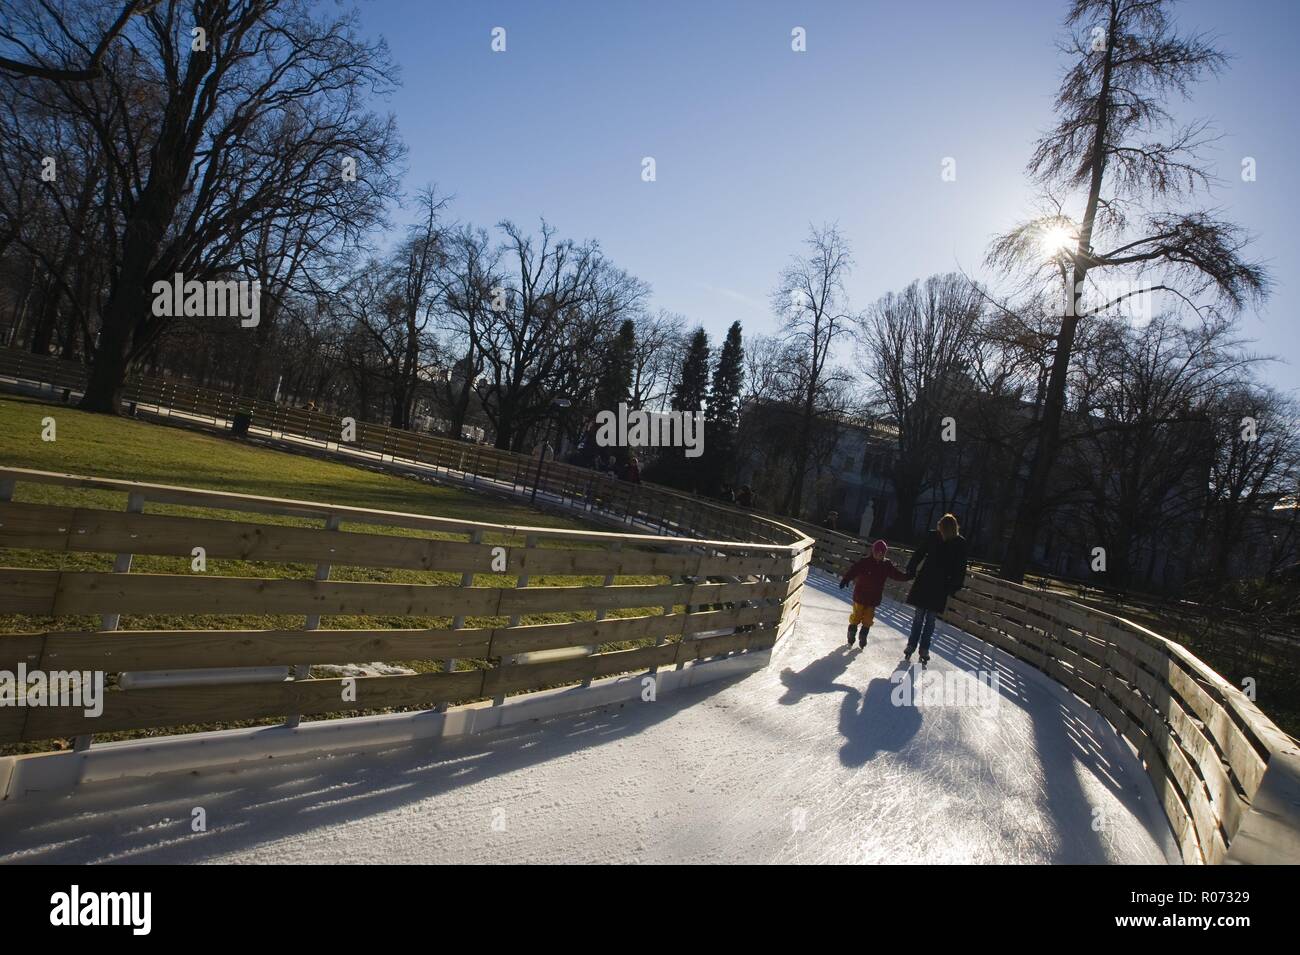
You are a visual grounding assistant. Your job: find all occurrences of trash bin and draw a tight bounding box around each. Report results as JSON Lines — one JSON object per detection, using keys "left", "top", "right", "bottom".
{"left": 231, "top": 411, "right": 252, "bottom": 438}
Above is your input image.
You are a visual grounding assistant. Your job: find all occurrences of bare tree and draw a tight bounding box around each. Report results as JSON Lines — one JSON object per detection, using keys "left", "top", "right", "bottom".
{"left": 856, "top": 272, "right": 983, "bottom": 537}
{"left": 329, "top": 190, "right": 449, "bottom": 429}
{"left": 741, "top": 333, "right": 793, "bottom": 405}
{"left": 9, "top": 0, "right": 404, "bottom": 413}
{"left": 0, "top": 56, "right": 115, "bottom": 357}
{"left": 988, "top": 0, "right": 1269, "bottom": 581}
{"left": 0, "top": 1, "right": 159, "bottom": 82}
{"left": 1064, "top": 313, "right": 1256, "bottom": 587}
{"left": 432, "top": 223, "right": 500, "bottom": 439}
{"left": 629, "top": 309, "right": 685, "bottom": 411}
{"left": 475, "top": 220, "right": 647, "bottom": 450}
{"left": 770, "top": 223, "right": 856, "bottom": 517}
{"left": 1201, "top": 384, "right": 1300, "bottom": 583}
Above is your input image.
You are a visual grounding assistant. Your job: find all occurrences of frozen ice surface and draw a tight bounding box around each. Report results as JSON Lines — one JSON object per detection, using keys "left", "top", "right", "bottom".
{"left": 0, "top": 570, "right": 1178, "bottom": 864}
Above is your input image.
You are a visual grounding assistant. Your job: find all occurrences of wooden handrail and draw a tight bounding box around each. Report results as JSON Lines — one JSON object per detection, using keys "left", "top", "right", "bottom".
{"left": 0, "top": 465, "right": 810, "bottom": 553}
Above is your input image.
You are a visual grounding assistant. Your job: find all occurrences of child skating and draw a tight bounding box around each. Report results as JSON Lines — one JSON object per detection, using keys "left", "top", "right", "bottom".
{"left": 838, "top": 539, "right": 912, "bottom": 649}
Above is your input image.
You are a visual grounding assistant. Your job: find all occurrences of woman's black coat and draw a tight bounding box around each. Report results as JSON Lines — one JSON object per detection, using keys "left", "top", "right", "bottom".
{"left": 904, "top": 531, "right": 969, "bottom": 613}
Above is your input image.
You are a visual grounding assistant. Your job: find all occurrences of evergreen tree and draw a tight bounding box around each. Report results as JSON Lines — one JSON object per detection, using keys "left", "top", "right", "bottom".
{"left": 589, "top": 319, "right": 636, "bottom": 465}
{"left": 672, "top": 328, "right": 710, "bottom": 413}
{"left": 596, "top": 319, "right": 636, "bottom": 411}
{"left": 651, "top": 327, "right": 710, "bottom": 492}
{"left": 704, "top": 321, "right": 744, "bottom": 492}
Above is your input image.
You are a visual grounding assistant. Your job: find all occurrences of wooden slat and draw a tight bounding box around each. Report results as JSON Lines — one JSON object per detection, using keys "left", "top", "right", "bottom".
{"left": 591, "top": 643, "right": 679, "bottom": 677}
{"left": 1110, "top": 652, "right": 1247, "bottom": 839}
{"left": 675, "top": 629, "right": 762, "bottom": 663}
{"left": 2, "top": 570, "right": 501, "bottom": 617}
{"left": 684, "top": 604, "right": 782, "bottom": 634}
{"left": 11, "top": 603, "right": 787, "bottom": 675}
{"left": 1097, "top": 669, "right": 1226, "bottom": 860}
{"left": 482, "top": 643, "right": 680, "bottom": 696}
{"left": 0, "top": 502, "right": 498, "bottom": 572}
{"left": 0, "top": 569, "right": 60, "bottom": 614}
{"left": 32, "top": 628, "right": 493, "bottom": 670}
{"left": 490, "top": 613, "right": 683, "bottom": 656}
{"left": 9, "top": 670, "right": 487, "bottom": 743}
{"left": 0, "top": 632, "right": 46, "bottom": 670}
{"left": 496, "top": 582, "right": 683, "bottom": 615}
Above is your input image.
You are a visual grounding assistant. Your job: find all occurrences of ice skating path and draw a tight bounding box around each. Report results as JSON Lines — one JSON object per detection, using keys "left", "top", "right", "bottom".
{"left": 0, "top": 571, "right": 1179, "bottom": 864}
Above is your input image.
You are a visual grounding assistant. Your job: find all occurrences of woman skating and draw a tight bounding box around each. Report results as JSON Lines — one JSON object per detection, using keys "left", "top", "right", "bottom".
{"left": 903, "top": 513, "right": 968, "bottom": 668}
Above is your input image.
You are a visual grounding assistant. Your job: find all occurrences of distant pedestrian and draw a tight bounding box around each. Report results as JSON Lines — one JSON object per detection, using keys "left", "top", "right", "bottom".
{"left": 736, "top": 484, "right": 753, "bottom": 508}
{"left": 903, "top": 513, "right": 968, "bottom": 668}
{"left": 625, "top": 455, "right": 641, "bottom": 484}
{"left": 822, "top": 510, "right": 839, "bottom": 532}
{"left": 839, "top": 539, "right": 911, "bottom": 649}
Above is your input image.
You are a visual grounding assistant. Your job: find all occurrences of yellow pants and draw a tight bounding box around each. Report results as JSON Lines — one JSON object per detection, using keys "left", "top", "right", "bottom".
{"left": 849, "top": 603, "right": 876, "bottom": 627}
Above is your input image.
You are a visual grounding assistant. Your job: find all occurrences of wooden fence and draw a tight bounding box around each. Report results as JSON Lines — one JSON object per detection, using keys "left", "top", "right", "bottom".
{"left": 3, "top": 348, "right": 1298, "bottom": 863}
{"left": 0, "top": 465, "right": 811, "bottom": 750}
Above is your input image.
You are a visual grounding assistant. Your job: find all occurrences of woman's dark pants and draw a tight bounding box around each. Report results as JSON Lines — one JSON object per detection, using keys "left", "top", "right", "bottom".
{"left": 906, "top": 608, "right": 937, "bottom": 660}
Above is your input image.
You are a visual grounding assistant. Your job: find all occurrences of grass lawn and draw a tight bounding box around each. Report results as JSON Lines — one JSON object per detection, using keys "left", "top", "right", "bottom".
{"left": 0, "top": 393, "right": 584, "bottom": 525}
{"left": 0, "top": 394, "right": 684, "bottom": 754}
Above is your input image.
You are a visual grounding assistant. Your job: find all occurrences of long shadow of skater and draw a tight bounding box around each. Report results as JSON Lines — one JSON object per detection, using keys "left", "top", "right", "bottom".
{"left": 778, "top": 646, "right": 857, "bottom": 705}
{"left": 838, "top": 662, "right": 923, "bottom": 768}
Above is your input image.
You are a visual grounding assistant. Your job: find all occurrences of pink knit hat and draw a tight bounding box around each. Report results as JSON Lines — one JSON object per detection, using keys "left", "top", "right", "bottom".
{"left": 871, "top": 539, "right": 888, "bottom": 557}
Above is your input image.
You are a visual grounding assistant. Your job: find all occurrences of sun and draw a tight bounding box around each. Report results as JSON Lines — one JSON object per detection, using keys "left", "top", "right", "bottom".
{"left": 1038, "top": 222, "right": 1076, "bottom": 258}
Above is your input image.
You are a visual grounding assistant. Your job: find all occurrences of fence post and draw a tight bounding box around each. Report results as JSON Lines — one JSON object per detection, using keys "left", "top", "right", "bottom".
{"left": 442, "top": 527, "right": 484, "bottom": 709}
{"left": 287, "top": 513, "right": 340, "bottom": 729}
{"left": 75, "top": 490, "right": 145, "bottom": 751}
{"left": 581, "top": 541, "right": 621, "bottom": 688}
{"left": 494, "top": 534, "right": 537, "bottom": 706}
{"left": 676, "top": 559, "right": 700, "bottom": 671}
{"left": 651, "top": 544, "right": 682, "bottom": 679}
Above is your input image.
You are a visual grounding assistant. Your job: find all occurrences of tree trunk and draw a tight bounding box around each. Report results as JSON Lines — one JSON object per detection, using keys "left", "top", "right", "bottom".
{"left": 892, "top": 482, "right": 922, "bottom": 540}
{"left": 1000, "top": 6, "right": 1117, "bottom": 582}
{"left": 28, "top": 280, "right": 59, "bottom": 356}
{"left": 390, "top": 382, "right": 413, "bottom": 430}
{"left": 494, "top": 406, "right": 516, "bottom": 450}
{"left": 1000, "top": 309, "right": 1081, "bottom": 580}
{"left": 79, "top": 315, "right": 133, "bottom": 413}
{"left": 781, "top": 397, "right": 816, "bottom": 517}
{"left": 446, "top": 345, "right": 475, "bottom": 439}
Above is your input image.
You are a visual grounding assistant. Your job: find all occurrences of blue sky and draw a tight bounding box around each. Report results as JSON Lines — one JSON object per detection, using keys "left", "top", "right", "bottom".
{"left": 362, "top": 0, "right": 1298, "bottom": 392}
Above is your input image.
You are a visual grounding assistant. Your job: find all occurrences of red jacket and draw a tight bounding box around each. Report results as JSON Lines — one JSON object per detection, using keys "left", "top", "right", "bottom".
{"left": 840, "top": 556, "right": 909, "bottom": 607}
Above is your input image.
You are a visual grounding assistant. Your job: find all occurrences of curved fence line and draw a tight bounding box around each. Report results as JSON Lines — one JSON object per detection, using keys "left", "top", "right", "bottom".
{"left": 0, "top": 465, "right": 811, "bottom": 751}
{"left": 2, "top": 349, "right": 1297, "bottom": 863}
